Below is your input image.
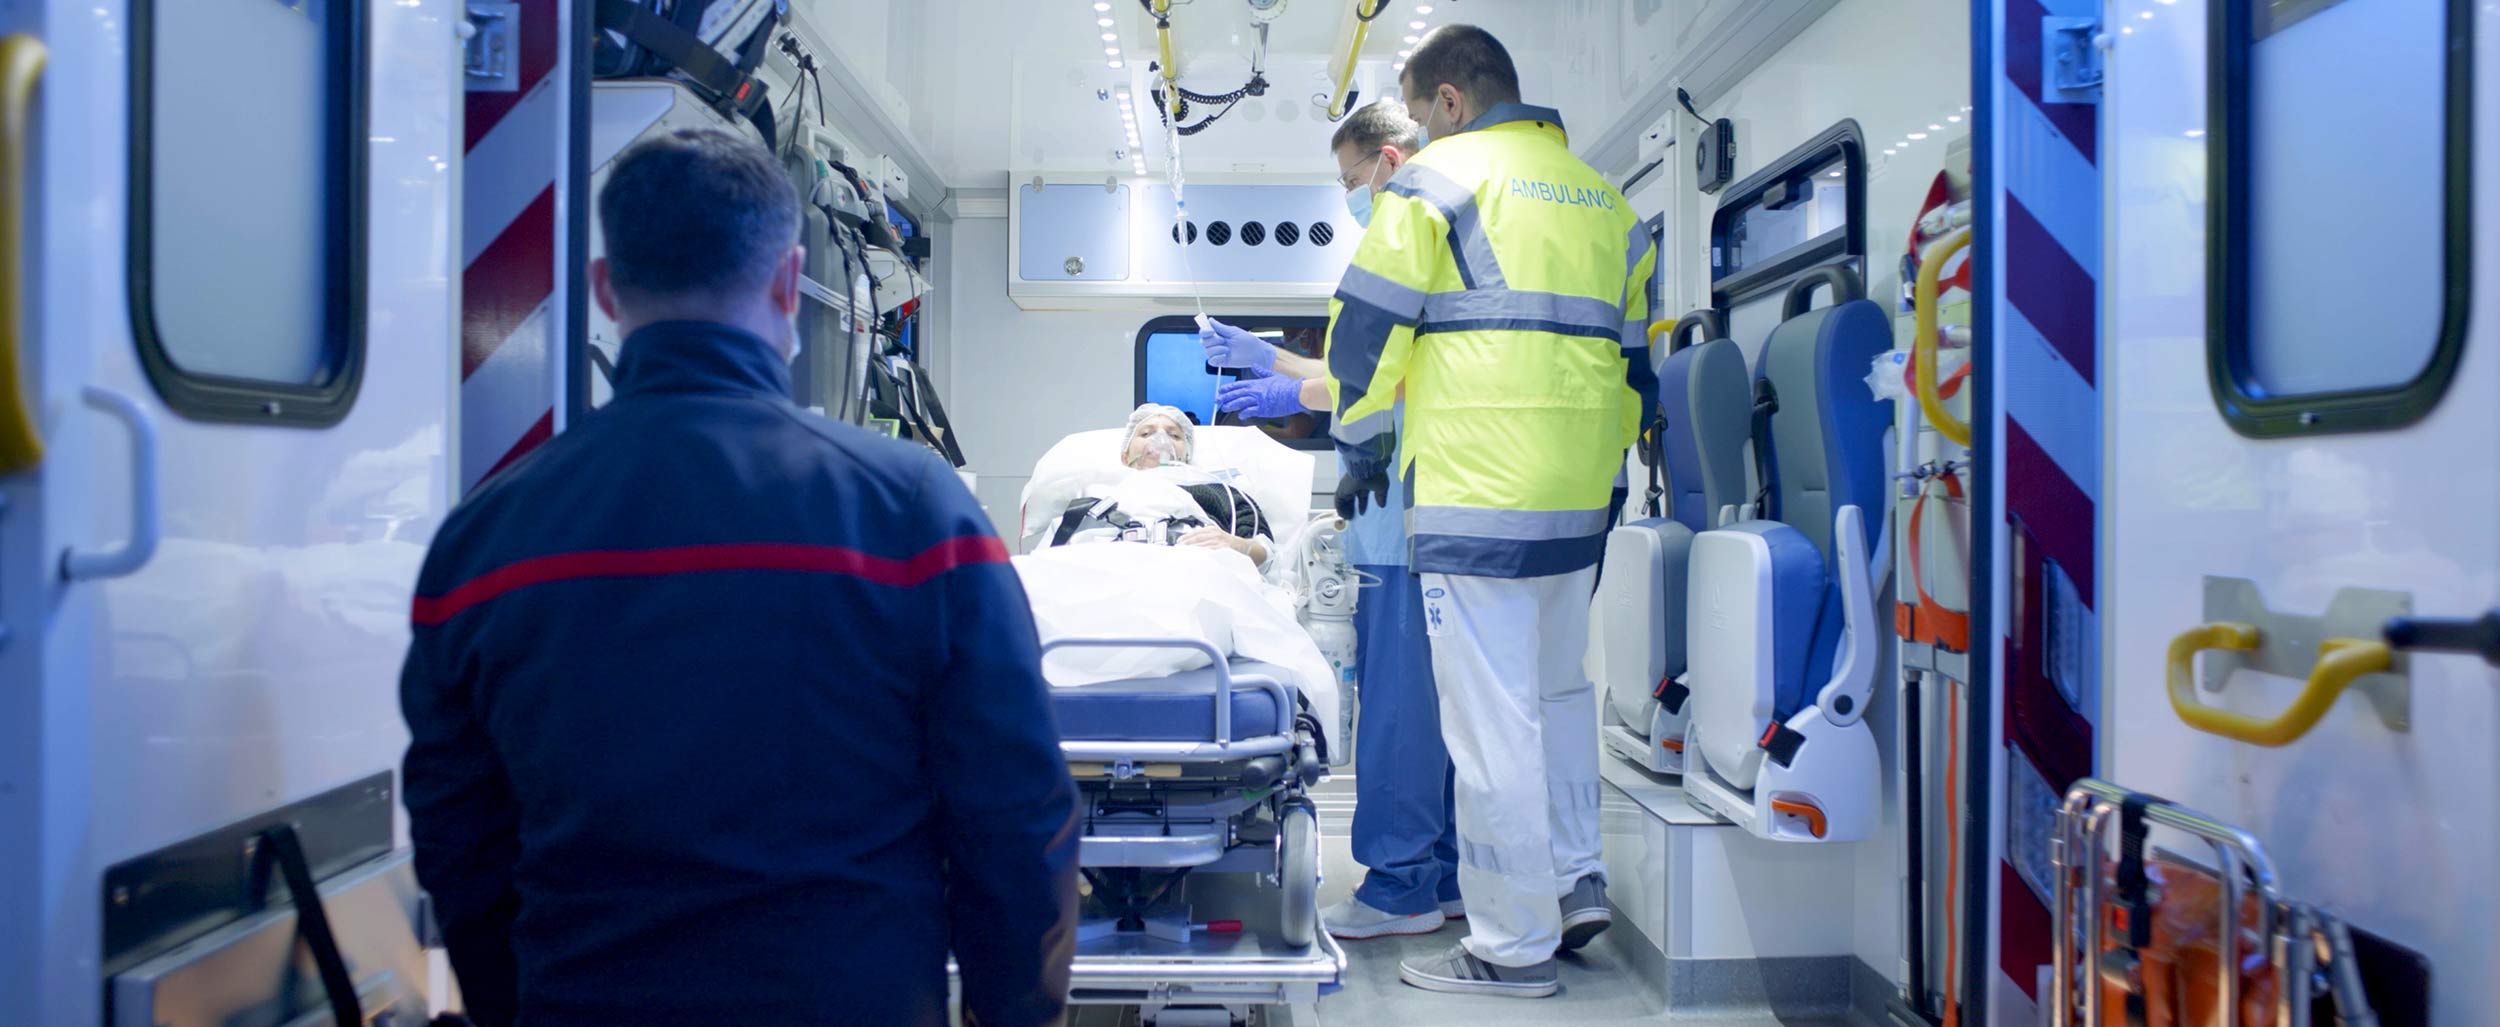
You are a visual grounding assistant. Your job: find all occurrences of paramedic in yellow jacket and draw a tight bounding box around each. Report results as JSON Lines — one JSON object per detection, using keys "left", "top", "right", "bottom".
{"left": 1325, "top": 25, "right": 1659, "bottom": 999}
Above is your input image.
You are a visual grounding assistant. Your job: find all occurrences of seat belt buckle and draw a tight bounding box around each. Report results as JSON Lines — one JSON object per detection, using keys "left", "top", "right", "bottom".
{"left": 1652, "top": 676, "right": 1689, "bottom": 713}
{"left": 1759, "top": 722, "right": 1807, "bottom": 768}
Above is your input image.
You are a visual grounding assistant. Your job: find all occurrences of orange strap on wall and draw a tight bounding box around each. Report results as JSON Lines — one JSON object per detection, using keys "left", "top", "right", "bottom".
{"left": 1896, "top": 470, "right": 1972, "bottom": 652}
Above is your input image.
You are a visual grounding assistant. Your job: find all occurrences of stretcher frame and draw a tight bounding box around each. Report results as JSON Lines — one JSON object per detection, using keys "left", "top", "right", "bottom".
{"left": 1031, "top": 636, "right": 1345, "bottom": 1012}
{"left": 2049, "top": 778, "right": 2381, "bottom": 1027}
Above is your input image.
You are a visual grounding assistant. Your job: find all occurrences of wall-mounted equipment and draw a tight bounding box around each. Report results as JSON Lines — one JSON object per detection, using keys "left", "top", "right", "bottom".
{"left": 1694, "top": 117, "right": 1736, "bottom": 194}
{"left": 1010, "top": 176, "right": 1357, "bottom": 307}
{"left": 591, "top": 0, "right": 788, "bottom": 131}
{"left": 1680, "top": 87, "right": 1736, "bottom": 194}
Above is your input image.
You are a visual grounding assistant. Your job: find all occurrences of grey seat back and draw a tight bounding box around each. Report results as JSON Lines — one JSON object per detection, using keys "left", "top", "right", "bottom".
{"left": 1656, "top": 310, "right": 1752, "bottom": 533}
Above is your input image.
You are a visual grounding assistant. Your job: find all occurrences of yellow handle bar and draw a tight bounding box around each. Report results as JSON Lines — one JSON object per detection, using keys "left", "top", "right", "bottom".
{"left": 1153, "top": 0, "right": 1182, "bottom": 122}
{"left": 2166, "top": 623, "right": 2394, "bottom": 747}
{"left": 0, "top": 36, "right": 46, "bottom": 476}
{"left": 1913, "top": 226, "right": 1973, "bottom": 449}
{"left": 1326, "top": 0, "right": 1390, "bottom": 121}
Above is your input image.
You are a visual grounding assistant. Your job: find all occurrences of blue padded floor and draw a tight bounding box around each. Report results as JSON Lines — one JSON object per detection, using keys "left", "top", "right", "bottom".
{"left": 1051, "top": 660, "right": 1292, "bottom": 743}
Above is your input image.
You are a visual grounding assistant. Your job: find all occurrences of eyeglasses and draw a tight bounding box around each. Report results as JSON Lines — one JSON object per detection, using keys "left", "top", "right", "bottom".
{"left": 1336, "top": 151, "right": 1384, "bottom": 192}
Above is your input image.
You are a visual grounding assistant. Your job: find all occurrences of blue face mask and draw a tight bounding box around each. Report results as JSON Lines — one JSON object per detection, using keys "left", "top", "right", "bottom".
{"left": 1343, "top": 157, "right": 1387, "bottom": 227}
{"left": 1345, "top": 183, "right": 1374, "bottom": 228}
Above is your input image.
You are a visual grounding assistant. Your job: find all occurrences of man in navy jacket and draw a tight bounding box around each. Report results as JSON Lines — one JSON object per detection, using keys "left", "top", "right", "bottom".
{"left": 401, "top": 127, "right": 1079, "bottom": 1027}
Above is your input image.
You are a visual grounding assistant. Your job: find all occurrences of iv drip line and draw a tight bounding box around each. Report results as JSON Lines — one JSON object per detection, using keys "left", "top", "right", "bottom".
{"left": 1165, "top": 110, "right": 1210, "bottom": 327}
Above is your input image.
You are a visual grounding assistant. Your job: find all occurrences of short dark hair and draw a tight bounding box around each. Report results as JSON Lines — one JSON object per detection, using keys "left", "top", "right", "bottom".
{"left": 597, "top": 127, "right": 800, "bottom": 300}
{"left": 1400, "top": 24, "right": 1521, "bottom": 113}
{"left": 1330, "top": 99, "right": 1423, "bottom": 155}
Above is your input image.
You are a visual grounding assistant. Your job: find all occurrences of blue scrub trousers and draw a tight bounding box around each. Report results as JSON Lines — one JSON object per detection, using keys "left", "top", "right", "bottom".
{"left": 1349, "top": 560, "right": 1463, "bottom": 916}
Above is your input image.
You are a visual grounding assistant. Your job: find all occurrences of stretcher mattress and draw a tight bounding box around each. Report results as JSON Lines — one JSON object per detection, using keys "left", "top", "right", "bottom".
{"left": 1050, "top": 660, "right": 1293, "bottom": 743}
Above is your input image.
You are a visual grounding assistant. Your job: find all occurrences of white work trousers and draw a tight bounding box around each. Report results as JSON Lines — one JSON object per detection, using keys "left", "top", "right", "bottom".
{"left": 1419, "top": 567, "right": 1607, "bottom": 967}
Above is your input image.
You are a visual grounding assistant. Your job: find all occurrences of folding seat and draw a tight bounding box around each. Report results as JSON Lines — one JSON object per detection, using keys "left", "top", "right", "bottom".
{"left": 1593, "top": 310, "right": 1754, "bottom": 776}
{"left": 1680, "top": 267, "right": 1892, "bottom": 843}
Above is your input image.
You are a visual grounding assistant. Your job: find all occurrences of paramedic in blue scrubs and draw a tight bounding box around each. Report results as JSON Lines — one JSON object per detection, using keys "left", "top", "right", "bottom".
{"left": 1199, "top": 100, "right": 1465, "bottom": 940}
{"left": 399, "top": 128, "right": 1079, "bottom": 1027}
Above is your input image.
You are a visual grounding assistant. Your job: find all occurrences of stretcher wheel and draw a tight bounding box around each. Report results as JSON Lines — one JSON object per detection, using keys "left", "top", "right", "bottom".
{"left": 1277, "top": 802, "right": 1318, "bottom": 948}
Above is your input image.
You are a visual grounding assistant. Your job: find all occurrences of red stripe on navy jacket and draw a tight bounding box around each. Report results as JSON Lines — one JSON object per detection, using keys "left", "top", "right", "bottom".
{"left": 411, "top": 537, "right": 1011, "bottom": 626}
{"left": 397, "top": 322, "right": 1077, "bottom": 1027}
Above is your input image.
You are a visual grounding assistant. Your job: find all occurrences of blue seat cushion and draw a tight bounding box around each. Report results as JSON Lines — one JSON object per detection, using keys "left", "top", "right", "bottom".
{"left": 1050, "top": 660, "right": 1292, "bottom": 743}
{"left": 1718, "top": 521, "right": 1829, "bottom": 720}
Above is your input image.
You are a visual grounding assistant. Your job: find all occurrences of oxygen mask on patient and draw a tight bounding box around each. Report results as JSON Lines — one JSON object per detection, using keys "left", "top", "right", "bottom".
{"left": 1122, "top": 405, "right": 1196, "bottom": 470}
{"left": 1132, "top": 434, "right": 1184, "bottom": 468}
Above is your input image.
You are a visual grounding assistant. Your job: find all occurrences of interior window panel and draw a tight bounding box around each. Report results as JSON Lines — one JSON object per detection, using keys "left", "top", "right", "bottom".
{"left": 1134, "top": 316, "right": 1332, "bottom": 452}
{"left": 130, "top": 0, "right": 367, "bottom": 424}
{"left": 2208, "top": 0, "right": 2467, "bottom": 434}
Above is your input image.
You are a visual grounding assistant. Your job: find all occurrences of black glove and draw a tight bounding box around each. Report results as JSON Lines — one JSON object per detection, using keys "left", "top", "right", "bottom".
{"left": 1334, "top": 471, "right": 1391, "bottom": 520}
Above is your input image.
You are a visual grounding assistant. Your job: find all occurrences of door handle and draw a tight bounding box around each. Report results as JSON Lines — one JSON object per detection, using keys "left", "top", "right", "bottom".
{"left": 0, "top": 35, "right": 47, "bottom": 475}
{"left": 61, "top": 385, "right": 161, "bottom": 581}
{"left": 2166, "top": 622, "right": 2394, "bottom": 747}
{"left": 2384, "top": 611, "right": 2500, "bottom": 667}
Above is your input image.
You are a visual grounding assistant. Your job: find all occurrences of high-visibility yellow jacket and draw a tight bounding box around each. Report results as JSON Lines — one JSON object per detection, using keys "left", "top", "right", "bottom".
{"left": 1325, "top": 103, "right": 1658, "bottom": 579}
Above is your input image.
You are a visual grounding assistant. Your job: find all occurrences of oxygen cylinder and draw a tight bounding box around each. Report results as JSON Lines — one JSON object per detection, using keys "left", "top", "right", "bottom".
{"left": 1308, "top": 608, "right": 1357, "bottom": 753}
{"left": 1296, "top": 516, "right": 1361, "bottom": 754}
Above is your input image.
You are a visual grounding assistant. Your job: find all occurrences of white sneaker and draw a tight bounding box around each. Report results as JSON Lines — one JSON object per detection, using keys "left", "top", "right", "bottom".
{"left": 1323, "top": 897, "right": 1447, "bottom": 939}
{"left": 1399, "top": 943, "right": 1561, "bottom": 998}
{"left": 1439, "top": 898, "right": 1467, "bottom": 919}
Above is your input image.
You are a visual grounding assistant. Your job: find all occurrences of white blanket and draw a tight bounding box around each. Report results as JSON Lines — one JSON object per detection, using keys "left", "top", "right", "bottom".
{"left": 1021, "top": 426, "right": 1315, "bottom": 560}
{"left": 1013, "top": 543, "right": 1343, "bottom": 759}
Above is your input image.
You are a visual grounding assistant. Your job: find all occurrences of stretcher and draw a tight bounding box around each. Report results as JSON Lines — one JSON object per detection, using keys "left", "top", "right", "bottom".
{"left": 2049, "top": 779, "right": 2409, "bottom": 1027}
{"left": 1043, "top": 637, "right": 1343, "bottom": 1015}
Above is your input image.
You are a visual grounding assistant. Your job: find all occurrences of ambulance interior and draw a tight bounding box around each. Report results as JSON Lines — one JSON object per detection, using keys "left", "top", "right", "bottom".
{"left": 2, "top": 0, "right": 2493, "bottom": 1025}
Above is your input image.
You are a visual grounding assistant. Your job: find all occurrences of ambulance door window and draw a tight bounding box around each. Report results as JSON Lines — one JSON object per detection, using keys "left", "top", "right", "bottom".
{"left": 129, "top": 0, "right": 366, "bottom": 425}
{"left": 2210, "top": 0, "right": 2467, "bottom": 435}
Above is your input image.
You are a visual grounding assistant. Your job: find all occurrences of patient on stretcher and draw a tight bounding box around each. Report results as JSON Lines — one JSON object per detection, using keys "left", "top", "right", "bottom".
{"left": 1048, "top": 404, "right": 1273, "bottom": 568}
{"left": 1013, "top": 417, "right": 1345, "bottom": 762}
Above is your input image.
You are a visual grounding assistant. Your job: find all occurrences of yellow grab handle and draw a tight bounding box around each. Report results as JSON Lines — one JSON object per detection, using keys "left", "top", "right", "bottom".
{"left": 1325, "top": 0, "right": 1389, "bottom": 120}
{"left": 1913, "top": 227, "right": 1973, "bottom": 449}
{"left": 1647, "top": 319, "right": 1676, "bottom": 345}
{"left": 0, "top": 35, "right": 45, "bottom": 476}
{"left": 2166, "top": 623, "right": 2395, "bottom": 747}
{"left": 1153, "top": 0, "right": 1182, "bottom": 121}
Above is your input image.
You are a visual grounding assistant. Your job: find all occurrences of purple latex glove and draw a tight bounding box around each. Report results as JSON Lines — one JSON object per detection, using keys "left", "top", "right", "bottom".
{"left": 1199, "top": 318, "right": 1279, "bottom": 371}
{"left": 1216, "top": 370, "right": 1308, "bottom": 420}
